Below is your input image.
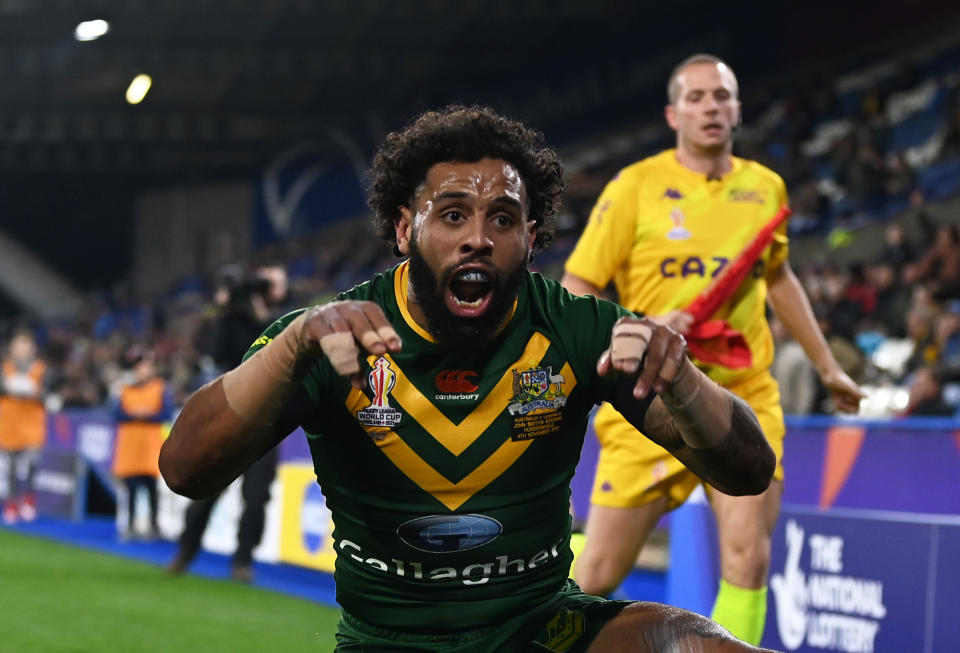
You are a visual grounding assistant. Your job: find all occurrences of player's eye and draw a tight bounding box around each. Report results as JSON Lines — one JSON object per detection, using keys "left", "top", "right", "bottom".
{"left": 442, "top": 209, "right": 465, "bottom": 222}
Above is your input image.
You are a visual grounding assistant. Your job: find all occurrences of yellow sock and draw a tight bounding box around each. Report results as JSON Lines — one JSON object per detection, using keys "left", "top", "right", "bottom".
{"left": 568, "top": 532, "right": 587, "bottom": 579}
{"left": 710, "top": 579, "right": 767, "bottom": 645}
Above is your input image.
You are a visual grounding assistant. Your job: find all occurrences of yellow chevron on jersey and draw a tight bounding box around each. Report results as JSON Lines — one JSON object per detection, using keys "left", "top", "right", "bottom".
{"left": 344, "top": 338, "right": 578, "bottom": 511}
{"left": 565, "top": 149, "right": 789, "bottom": 384}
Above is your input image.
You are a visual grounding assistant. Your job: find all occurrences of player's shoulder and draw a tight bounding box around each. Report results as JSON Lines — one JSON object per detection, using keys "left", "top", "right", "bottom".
{"left": 524, "top": 272, "right": 631, "bottom": 329}
{"left": 241, "top": 308, "right": 306, "bottom": 361}
{"left": 257, "top": 307, "right": 307, "bottom": 341}
{"left": 736, "top": 156, "right": 787, "bottom": 192}
{"left": 525, "top": 269, "right": 585, "bottom": 306}
{"left": 335, "top": 265, "right": 397, "bottom": 302}
{"left": 608, "top": 150, "right": 673, "bottom": 186}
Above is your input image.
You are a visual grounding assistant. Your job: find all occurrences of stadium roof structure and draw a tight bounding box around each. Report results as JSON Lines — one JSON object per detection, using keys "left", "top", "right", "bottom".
{"left": 2, "top": 0, "right": 958, "bottom": 177}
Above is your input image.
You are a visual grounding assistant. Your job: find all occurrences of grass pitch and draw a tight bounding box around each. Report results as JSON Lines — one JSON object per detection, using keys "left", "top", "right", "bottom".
{"left": 0, "top": 529, "right": 341, "bottom": 652}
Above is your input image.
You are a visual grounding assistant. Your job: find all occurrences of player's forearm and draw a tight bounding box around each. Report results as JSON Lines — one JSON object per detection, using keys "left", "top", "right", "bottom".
{"left": 159, "top": 378, "right": 281, "bottom": 498}
{"left": 646, "top": 363, "right": 774, "bottom": 495}
{"left": 767, "top": 264, "right": 839, "bottom": 377}
{"left": 160, "top": 315, "right": 312, "bottom": 498}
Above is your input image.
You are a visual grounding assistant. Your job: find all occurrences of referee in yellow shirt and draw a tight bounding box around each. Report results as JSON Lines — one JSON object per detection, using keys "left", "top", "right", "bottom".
{"left": 562, "top": 53, "right": 864, "bottom": 646}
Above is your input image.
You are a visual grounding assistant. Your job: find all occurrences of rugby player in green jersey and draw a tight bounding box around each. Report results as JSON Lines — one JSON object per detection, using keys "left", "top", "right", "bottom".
{"left": 160, "top": 105, "right": 780, "bottom": 653}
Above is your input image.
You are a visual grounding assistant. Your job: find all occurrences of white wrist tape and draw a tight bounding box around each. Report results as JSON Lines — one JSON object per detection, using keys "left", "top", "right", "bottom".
{"left": 222, "top": 313, "right": 305, "bottom": 422}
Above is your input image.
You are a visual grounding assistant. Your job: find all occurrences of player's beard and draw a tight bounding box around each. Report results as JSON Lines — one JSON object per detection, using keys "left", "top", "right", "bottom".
{"left": 407, "top": 236, "right": 526, "bottom": 347}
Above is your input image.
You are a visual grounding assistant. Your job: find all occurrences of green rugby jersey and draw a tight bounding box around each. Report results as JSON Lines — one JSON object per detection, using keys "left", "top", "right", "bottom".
{"left": 247, "top": 261, "right": 634, "bottom": 631}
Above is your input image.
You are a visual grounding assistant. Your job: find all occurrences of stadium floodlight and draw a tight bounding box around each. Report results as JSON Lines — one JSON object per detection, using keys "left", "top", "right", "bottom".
{"left": 125, "top": 74, "right": 152, "bottom": 105}
{"left": 74, "top": 19, "right": 110, "bottom": 42}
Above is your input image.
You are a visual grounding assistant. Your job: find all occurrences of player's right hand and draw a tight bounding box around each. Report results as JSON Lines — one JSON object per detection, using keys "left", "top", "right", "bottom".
{"left": 820, "top": 368, "right": 865, "bottom": 414}
{"left": 297, "top": 301, "right": 402, "bottom": 389}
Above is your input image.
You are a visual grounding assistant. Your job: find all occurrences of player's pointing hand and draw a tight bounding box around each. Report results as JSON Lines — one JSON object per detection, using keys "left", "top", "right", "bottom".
{"left": 298, "top": 301, "right": 402, "bottom": 388}
{"left": 597, "top": 316, "right": 689, "bottom": 398}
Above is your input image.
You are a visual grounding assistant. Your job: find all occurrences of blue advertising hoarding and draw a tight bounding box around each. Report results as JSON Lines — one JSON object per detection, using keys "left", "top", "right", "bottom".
{"left": 764, "top": 507, "right": 960, "bottom": 652}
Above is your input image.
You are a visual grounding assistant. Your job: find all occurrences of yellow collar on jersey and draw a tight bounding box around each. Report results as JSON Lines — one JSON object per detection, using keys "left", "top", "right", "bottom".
{"left": 664, "top": 148, "right": 744, "bottom": 184}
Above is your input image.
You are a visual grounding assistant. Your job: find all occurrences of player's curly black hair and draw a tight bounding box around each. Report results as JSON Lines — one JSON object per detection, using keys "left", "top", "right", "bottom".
{"left": 368, "top": 105, "right": 564, "bottom": 257}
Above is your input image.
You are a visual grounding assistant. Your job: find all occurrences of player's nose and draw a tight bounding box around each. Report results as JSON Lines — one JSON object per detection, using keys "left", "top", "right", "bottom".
{"left": 459, "top": 216, "right": 494, "bottom": 255}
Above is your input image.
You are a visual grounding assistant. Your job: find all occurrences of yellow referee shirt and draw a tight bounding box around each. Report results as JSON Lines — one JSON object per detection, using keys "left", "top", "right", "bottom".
{"left": 564, "top": 149, "right": 789, "bottom": 385}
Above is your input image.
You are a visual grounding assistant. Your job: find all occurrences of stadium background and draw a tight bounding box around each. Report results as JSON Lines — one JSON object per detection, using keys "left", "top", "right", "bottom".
{"left": 2, "top": 1, "right": 960, "bottom": 651}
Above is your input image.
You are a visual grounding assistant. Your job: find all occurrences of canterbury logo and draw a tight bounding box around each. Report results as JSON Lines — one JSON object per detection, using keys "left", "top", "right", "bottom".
{"left": 436, "top": 371, "right": 479, "bottom": 393}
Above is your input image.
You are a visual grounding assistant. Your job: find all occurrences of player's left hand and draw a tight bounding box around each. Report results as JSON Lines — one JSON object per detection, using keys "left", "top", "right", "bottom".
{"left": 597, "top": 316, "right": 689, "bottom": 399}
{"left": 649, "top": 310, "right": 695, "bottom": 334}
{"left": 820, "top": 368, "right": 865, "bottom": 413}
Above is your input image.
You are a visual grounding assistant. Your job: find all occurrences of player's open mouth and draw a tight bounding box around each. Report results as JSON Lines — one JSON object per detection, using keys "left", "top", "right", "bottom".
{"left": 703, "top": 122, "right": 724, "bottom": 134}
{"left": 446, "top": 267, "right": 495, "bottom": 318}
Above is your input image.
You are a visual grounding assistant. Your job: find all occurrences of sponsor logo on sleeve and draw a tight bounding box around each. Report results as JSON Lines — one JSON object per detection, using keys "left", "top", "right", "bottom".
{"left": 591, "top": 199, "right": 612, "bottom": 225}
{"left": 728, "top": 187, "right": 768, "bottom": 204}
{"left": 540, "top": 609, "right": 586, "bottom": 652}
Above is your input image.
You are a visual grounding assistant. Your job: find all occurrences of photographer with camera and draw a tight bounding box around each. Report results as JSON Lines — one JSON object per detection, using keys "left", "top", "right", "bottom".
{"left": 167, "top": 264, "right": 289, "bottom": 582}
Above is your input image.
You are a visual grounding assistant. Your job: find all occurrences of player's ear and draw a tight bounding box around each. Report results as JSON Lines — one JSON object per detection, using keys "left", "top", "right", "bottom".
{"left": 527, "top": 220, "right": 537, "bottom": 258}
{"left": 395, "top": 207, "right": 413, "bottom": 255}
{"left": 665, "top": 104, "right": 679, "bottom": 131}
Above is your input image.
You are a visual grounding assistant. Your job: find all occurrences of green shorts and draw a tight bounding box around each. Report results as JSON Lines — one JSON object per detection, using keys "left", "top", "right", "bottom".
{"left": 334, "top": 580, "right": 632, "bottom": 652}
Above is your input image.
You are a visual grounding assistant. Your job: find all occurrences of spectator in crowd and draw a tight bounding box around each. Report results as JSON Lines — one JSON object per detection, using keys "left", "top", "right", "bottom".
{"left": 830, "top": 264, "right": 875, "bottom": 341}
{"left": 167, "top": 265, "right": 288, "bottom": 582}
{"left": 814, "top": 308, "right": 867, "bottom": 389}
{"left": 112, "top": 347, "right": 174, "bottom": 540}
{"left": 884, "top": 152, "right": 915, "bottom": 199}
{"left": 938, "top": 87, "right": 960, "bottom": 161}
{"left": 769, "top": 316, "right": 818, "bottom": 415}
{"left": 881, "top": 221, "right": 918, "bottom": 270}
{"left": 0, "top": 329, "right": 48, "bottom": 524}
{"left": 932, "top": 302, "right": 960, "bottom": 381}
{"left": 908, "top": 224, "right": 960, "bottom": 294}
{"left": 841, "top": 142, "right": 887, "bottom": 210}
{"left": 901, "top": 365, "right": 953, "bottom": 416}
{"left": 866, "top": 262, "right": 910, "bottom": 339}
{"left": 903, "top": 302, "right": 939, "bottom": 380}
{"left": 47, "top": 339, "right": 108, "bottom": 409}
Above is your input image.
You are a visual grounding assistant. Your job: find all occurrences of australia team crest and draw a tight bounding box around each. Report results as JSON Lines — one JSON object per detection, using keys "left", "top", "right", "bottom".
{"left": 508, "top": 364, "right": 568, "bottom": 441}
{"left": 356, "top": 356, "right": 403, "bottom": 431}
